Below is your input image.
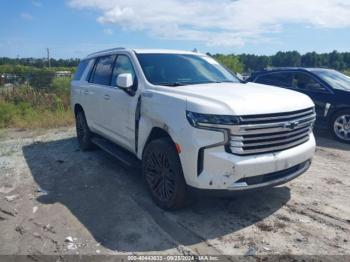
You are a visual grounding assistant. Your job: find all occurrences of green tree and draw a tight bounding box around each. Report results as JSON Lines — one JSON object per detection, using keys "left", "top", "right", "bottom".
{"left": 302, "top": 52, "right": 318, "bottom": 67}
{"left": 329, "top": 50, "right": 346, "bottom": 70}
{"left": 213, "top": 54, "right": 244, "bottom": 73}
{"left": 271, "top": 51, "right": 301, "bottom": 67}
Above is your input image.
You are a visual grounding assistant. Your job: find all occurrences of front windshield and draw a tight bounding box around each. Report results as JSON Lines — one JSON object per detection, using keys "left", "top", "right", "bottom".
{"left": 136, "top": 53, "right": 240, "bottom": 86}
{"left": 312, "top": 69, "right": 350, "bottom": 91}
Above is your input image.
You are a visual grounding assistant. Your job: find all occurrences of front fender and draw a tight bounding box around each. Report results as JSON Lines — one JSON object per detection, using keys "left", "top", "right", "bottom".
{"left": 137, "top": 91, "right": 187, "bottom": 159}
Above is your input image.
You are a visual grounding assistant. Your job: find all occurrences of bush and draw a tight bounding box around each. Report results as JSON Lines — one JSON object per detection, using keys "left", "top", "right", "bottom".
{"left": 1, "top": 86, "right": 70, "bottom": 111}
{"left": 29, "top": 69, "right": 55, "bottom": 90}
{"left": 51, "top": 77, "right": 71, "bottom": 94}
{"left": 0, "top": 85, "right": 73, "bottom": 129}
{"left": 0, "top": 64, "right": 75, "bottom": 129}
{"left": 0, "top": 100, "right": 73, "bottom": 129}
{"left": 0, "top": 102, "right": 17, "bottom": 128}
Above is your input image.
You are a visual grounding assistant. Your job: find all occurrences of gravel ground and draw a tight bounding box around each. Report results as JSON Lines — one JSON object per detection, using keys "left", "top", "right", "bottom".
{"left": 0, "top": 127, "right": 349, "bottom": 257}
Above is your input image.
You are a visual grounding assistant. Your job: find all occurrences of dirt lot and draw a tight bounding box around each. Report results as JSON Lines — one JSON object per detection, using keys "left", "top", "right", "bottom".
{"left": 0, "top": 127, "right": 349, "bottom": 257}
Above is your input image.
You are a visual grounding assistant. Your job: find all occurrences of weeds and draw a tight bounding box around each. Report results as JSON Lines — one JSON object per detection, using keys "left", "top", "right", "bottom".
{"left": 0, "top": 81, "right": 73, "bottom": 129}
{"left": 0, "top": 129, "right": 6, "bottom": 140}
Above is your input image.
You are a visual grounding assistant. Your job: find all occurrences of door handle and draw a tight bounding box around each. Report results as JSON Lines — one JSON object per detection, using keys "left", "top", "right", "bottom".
{"left": 83, "top": 90, "right": 89, "bottom": 95}
{"left": 103, "top": 94, "right": 111, "bottom": 100}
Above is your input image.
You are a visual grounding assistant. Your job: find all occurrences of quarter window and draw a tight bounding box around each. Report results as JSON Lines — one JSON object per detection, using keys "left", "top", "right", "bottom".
{"left": 73, "top": 59, "right": 90, "bottom": 80}
{"left": 255, "top": 73, "right": 293, "bottom": 87}
{"left": 90, "top": 55, "right": 116, "bottom": 85}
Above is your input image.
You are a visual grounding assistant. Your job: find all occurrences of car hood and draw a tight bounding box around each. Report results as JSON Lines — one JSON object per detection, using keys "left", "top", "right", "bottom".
{"left": 173, "top": 82, "right": 314, "bottom": 115}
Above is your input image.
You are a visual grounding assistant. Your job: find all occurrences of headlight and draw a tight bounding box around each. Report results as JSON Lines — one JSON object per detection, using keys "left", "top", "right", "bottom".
{"left": 186, "top": 111, "right": 240, "bottom": 127}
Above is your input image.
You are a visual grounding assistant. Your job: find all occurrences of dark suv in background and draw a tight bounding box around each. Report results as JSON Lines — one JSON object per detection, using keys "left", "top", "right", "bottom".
{"left": 247, "top": 68, "right": 350, "bottom": 143}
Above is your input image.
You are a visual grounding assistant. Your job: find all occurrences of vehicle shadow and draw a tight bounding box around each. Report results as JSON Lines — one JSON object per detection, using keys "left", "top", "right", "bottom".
{"left": 314, "top": 129, "right": 350, "bottom": 151}
{"left": 22, "top": 137, "right": 291, "bottom": 252}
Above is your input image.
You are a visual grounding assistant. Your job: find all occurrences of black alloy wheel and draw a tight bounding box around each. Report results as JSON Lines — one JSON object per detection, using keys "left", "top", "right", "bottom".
{"left": 75, "top": 110, "right": 94, "bottom": 150}
{"left": 142, "top": 138, "right": 187, "bottom": 209}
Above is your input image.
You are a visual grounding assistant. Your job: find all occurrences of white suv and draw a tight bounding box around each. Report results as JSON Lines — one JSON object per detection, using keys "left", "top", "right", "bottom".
{"left": 71, "top": 48, "right": 316, "bottom": 209}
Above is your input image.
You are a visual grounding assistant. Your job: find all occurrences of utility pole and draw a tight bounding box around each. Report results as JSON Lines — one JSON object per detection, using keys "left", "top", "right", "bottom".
{"left": 47, "top": 48, "right": 51, "bottom": 68}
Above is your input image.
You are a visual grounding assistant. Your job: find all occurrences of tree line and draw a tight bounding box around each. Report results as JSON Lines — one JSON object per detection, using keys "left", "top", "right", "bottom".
{"left": 0, "top": 64, "right": 74, "bottom": 90}
{"left": 0, "top": 57, "right": 80, "bottom": 68}
{"left": 212, "top": 50, "right": 350, "bottom": 73}
{"left": 1, "top": 50, "right": 350, "bottom": 75}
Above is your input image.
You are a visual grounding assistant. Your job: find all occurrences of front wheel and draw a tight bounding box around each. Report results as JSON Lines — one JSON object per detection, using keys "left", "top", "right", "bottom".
{"left": 142, "top": 138, "right": 188, "bottom": 210}
{"left": 75, "top": 110, "right": 95, "bottom": 151}
{"left": 331, "top": 110, "right": 350, "bottom": 143}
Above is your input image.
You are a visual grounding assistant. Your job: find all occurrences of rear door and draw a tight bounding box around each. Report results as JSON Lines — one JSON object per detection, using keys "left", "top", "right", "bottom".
{"left": 255, "top": 72, "right": 293, "bottom": 88}
{"left": 87, "top": 54, "right": 116, "bottom": 131}
{"left": 73, "top": 59, "right": 95, "bottom": 125}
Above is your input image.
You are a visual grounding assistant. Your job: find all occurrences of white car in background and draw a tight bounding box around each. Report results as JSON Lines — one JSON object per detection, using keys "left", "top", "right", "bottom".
{"left": 71, "top": 48, "right": 316, "bottom": 209}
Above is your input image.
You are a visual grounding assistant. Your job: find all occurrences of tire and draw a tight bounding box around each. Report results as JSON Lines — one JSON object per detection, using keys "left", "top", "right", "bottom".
{"left": 142, "top": 138, "right": 188, "bottom": 210}
{"left": 75, "top": 110, "right": 95, "bottom": 151}
{"left": 330, "top": 110, "right": 350, "bottom": 144}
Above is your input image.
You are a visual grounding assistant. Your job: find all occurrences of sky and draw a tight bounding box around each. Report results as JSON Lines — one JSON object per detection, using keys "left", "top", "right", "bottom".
{"left": 1, "top": 0, "right": 350, "bottom": 58}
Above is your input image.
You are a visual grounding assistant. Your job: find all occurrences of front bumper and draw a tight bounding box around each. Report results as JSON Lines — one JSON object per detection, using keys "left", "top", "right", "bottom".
{"left": 227, "top": 159, "right": 310, "bottom": 191}
{"left": 189, "top": 160, "right": 311, "bottom": 196}
{"left": 187, "top": 133, "right": 315, "bottom": 190}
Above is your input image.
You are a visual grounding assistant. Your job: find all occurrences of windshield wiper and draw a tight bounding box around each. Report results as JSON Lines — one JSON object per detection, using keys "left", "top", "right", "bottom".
{"left": 157, "top": 82, "right": 187, "bottom": 87}
{"left": 157, "top": 80, "right": 236, "bottom": 86}
{"left": 211, "top": 80, "right": 235, "bottom": 83}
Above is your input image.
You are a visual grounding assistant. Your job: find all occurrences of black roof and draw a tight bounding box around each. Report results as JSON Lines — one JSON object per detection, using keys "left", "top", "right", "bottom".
{"left": 257, "top": 67, "right": 333, "bottom": 73}
{"left": 249, "top": 67, "right": 334, "bottom": 79}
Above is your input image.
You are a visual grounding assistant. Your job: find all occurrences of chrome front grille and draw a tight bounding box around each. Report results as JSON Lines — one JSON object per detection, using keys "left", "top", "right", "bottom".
{"left": 229, "top": 107, "right": 316, "bottom": 155}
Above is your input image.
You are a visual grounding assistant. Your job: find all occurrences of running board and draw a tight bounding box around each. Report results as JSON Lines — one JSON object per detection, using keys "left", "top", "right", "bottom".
{"left": 91, "top": 137, "right": 141, "bottom": 168}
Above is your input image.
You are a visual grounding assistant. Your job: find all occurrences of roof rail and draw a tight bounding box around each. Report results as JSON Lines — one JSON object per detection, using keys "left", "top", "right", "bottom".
{"left": 263, "top": 66, "right": 303, "bottom": 71}
{"left": 87, "top": 47, "right": 125, "bottom": 57}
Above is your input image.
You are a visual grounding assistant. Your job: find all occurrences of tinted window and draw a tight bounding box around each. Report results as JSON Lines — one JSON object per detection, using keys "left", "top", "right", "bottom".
{"left": 136, "top": 54, "right": 239, "bottom": 86}
{"left": 111, "top": 55, "right": 136, "bottom": 87}
{"left": 293, "top": 73, "right": 325, "bottom": 91}
{"left": 90, "top": 55, "right": 116, "bottom": 85}
{"left": 255, "top": 72, "right": 293, "bottom": 87}
{"left": 312, "top": 69, "right": 350, "bottom": 91}
{"left": 73, "top": 59, "right": 89, "bottom": 80}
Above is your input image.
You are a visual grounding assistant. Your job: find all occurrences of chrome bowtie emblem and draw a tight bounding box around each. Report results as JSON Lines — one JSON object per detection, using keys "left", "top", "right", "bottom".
{"left": 284, "top": 121, "right": 299, "bottom": 130}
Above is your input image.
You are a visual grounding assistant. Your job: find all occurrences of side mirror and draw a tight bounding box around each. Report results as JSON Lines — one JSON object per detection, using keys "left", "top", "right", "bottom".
{"left": 116, "top": 73, "right": 133, "bottom": 89}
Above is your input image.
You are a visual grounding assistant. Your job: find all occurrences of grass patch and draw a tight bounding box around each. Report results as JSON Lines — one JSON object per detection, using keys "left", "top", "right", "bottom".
{"left": 0, "top": 101, "right": 74, "bottom": 129}
{"left": 0, "top": 129, "right": 7, "bottom": 140}
{"left": 0, "top": 84, "right": 74, "bottom": 129}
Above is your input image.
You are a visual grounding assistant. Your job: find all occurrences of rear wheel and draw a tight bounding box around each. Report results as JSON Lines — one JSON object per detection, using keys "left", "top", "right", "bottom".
{"left": 75, "top": 110, "right": 95, "bottom": 150}
{"left": 142, "top": 138, "right": 187, "bottom": 210}
{"left": 331, "top": 110, "right": 350, "bottom": 143}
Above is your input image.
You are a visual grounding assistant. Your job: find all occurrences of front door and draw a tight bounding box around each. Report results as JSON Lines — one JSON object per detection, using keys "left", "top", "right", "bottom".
{"left": 292, "top": 72, "right": 333, "bottom": 122}
{"left": 99, "top": 54, "right": 139, "bottom": 152}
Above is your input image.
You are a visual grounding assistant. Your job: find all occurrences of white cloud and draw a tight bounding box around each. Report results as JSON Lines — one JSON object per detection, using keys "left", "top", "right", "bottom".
{"left": 68, "top": 0, "right": 350, "bottom": 47}
{"left": 20, "top": 12, "right": 34, "bottom": 20}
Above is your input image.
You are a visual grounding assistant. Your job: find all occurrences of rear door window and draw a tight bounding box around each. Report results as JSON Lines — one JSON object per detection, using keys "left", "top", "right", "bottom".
{"left": 255, "top": 72, "right": 293, "bottom": 88}
{"left": 90, "top": 55, "right": 116, "bottom": 86}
